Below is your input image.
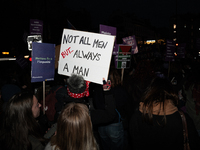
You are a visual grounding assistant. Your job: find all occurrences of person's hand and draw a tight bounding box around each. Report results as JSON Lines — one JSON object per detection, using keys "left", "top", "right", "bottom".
{"left": 102, "top": 78, "right": 111, "bottom": 91}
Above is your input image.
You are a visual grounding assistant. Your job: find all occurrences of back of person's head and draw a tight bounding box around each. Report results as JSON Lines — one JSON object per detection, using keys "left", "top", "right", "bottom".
{"left": 142, "top": 77, "right": 178, "bottom": 106}
{"left": 67, "top": 74, "right": 90, "bottom": 98}
{"left": 51, "top": 102, "right": 98, "bottom": 150}
{"left": 67, "top": 74, "right": 86, "bottom": 94}
{"left": 141, "top": 77, "right": 178, "bottom": 124}
{"left": 1, "top": 91, "right": 43, "bottom": 150}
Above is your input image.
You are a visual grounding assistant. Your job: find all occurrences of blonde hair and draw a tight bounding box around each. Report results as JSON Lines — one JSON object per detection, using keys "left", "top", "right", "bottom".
{"left": 51, "top": 103, "right": 98, "bottom": 150}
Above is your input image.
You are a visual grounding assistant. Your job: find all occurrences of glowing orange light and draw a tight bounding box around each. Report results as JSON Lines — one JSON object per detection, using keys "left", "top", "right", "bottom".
{"left": 2, "top": 52, "right": 9, "bottom": 55}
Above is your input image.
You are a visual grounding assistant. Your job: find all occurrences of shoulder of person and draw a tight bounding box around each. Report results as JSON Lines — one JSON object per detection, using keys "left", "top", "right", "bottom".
{"left": 44, "top": 142, "right": 57, "bottom": 150}
{"left": 28, "top": 135, "right": 44, "bottom": 150}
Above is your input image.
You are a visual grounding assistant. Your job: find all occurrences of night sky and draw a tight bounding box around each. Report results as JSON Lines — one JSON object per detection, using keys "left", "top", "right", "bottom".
{"left": 1, "top": 0, "right": 200, "bottom": 53}
{"left": 67, "top": 0, "right": 200, "bottom": 28}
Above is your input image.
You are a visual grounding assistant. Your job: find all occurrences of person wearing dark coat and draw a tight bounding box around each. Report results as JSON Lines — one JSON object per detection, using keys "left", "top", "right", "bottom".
{"left": 129, "top": 77, "right": 200, "bottom": 150}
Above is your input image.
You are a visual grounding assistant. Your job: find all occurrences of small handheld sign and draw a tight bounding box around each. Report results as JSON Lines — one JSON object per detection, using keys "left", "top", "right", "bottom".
{"left": 115, "top": 45, "right": 132, "bottom": 69}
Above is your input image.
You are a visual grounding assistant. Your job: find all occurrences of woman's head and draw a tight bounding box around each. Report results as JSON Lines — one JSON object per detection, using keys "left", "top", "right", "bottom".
{"left": 7, "top": 92, "right": 41, "bottom": 119}
{"left": 53, "top": 102, "right": 98, "bottom": 150}
{"left": 141, "top": 77, "right": 178, "bottom": 124}
{"left": 142, "top": 77, "right": 178, "bottom": 105}
{"left": 1, "top": 91, "right": 43, "bottom": 150}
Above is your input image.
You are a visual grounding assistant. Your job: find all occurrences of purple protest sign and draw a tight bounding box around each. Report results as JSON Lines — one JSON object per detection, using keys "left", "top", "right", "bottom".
{"left": 100, "top": 24, "right": 117, "bottom": 55}
{"left": 177, "top": 43, "right": 186, "bottom": 58}
{"left": 30, "top": 19, "right": 43, "bottom": 36}
{"left": 31, "top": 42, "right": 55, "bottom": 83}
{"left": 122, "top": 35, "right": 138, "bottom": 54}
{"left": 165, "top": 40, "right": 175, "bottom": 61}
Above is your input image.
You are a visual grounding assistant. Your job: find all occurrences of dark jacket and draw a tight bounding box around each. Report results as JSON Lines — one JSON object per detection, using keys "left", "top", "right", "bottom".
{"left": 129, "top": 109, "right": 200, "bottom": 150}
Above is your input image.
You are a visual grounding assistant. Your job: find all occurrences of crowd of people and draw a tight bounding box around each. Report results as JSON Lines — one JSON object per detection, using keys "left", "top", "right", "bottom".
{"left": 0, "top": 56, "right": 200, "bottom": 150}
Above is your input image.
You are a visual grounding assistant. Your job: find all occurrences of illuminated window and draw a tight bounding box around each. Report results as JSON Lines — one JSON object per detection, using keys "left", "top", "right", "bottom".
{"left": 173, "top": 24, "right": 176, "bottom": 29}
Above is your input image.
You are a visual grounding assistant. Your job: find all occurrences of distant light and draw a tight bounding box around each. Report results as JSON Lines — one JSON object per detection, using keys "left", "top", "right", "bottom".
{"left": 176, "top": 43, "right": 178, "bottom": 46}
{"left": 199, "top": 28, "right": 200, "bottom": 30}
{"left": 24, "top": 55, "right": 29, "bottom": 59}
{"left": 174, "top": 52, "right": 177, "bottom": 56}
{"left": 184, "top": 25, "right": 186, "bottom": 28}
{"left": 146, "top": 40, "right": 156, "bottom": 44}
{"left": 173, "top": 38, "right": 176, "bottom": 41}
{"left": 174, "top": 31, "right": 176, "bottom": 33}
{"left": 0, "top": 58, "right": 16, "bottom": 61}
{"left": 173, "top": 24, "right": 176, "bottom": 29}
{"left": 29, "top": 57, "right": 32, "bottom": 61}
{"left": 2, "top": 52, "right": 9, "bottom": 55}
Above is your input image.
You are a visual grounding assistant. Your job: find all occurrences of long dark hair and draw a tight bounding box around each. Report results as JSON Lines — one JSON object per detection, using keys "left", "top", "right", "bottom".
{"left": 141, "top": 77, "right": 178, "bottom": 124}
{"left": 0, "top": 91, "right": 45, "bottom": 150}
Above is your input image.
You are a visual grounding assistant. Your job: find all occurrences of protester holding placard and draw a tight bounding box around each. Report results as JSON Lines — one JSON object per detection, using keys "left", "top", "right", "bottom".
{"left": 43, "top": 74, "right": 117, "bottom": 147}
{"left": 65, "top": 74, "right": 117, "bottom": 125}
{"left": 97, "top": 67, "right": 129, "bottom": 150}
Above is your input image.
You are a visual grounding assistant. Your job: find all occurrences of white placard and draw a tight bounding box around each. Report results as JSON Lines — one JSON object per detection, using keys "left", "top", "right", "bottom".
{"left": 58, "top": 29, "right": 115, "bottom": 85}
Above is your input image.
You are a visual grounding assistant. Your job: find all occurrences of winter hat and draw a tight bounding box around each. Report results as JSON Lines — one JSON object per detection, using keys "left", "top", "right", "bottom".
{"left": 67, "top": 74, "right": 90, "bottom": 98}
{"left": 1, "top": 84, "right": 21, "bottom": 102}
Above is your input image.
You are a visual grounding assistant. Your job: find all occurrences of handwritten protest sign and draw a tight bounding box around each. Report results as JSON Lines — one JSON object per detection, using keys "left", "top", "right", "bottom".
{"left": 58, "top": 29, "right": 115, "bottom": 85}
{"left": 31, "top": 42, "right": 55, "bottom": 83}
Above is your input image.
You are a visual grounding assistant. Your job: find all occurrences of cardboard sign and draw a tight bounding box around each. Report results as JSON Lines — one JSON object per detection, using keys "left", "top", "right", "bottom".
{"left": 31, "top": 42, "right": 55, "bottom": 83}
{"left": 58, "top": 29, "right": 115, "bottom": 85}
